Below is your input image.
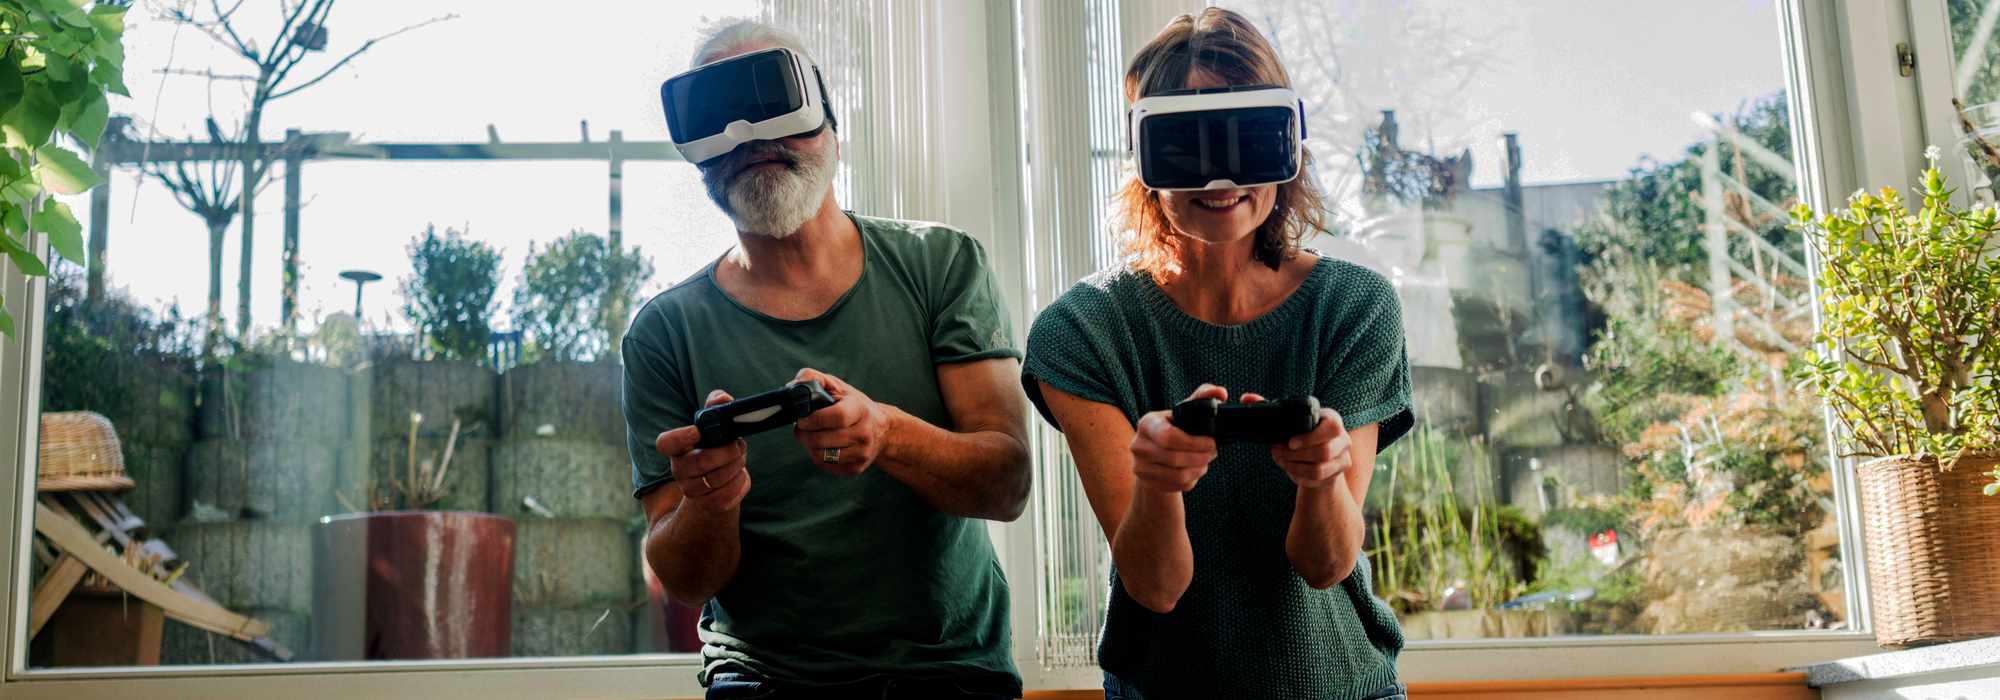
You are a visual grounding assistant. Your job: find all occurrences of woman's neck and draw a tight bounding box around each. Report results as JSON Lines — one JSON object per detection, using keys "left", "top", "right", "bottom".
{"left": 1157, "top": 235, "right": 1302, "bottom": 326}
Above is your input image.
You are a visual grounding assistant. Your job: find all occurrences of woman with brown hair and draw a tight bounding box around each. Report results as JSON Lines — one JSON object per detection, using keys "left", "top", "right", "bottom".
{"left": 1021, "top": 8, "right": 1412, "bottom": 700}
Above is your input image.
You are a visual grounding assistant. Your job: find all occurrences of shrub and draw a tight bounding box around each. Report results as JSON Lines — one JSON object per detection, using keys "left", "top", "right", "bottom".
{"left": 401, "top": 225, "right": 500, "bottom": 362}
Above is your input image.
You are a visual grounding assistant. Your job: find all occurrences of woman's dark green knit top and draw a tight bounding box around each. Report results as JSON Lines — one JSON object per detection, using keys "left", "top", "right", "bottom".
{"left": 1022, "top": 255, "right": 1415, "bottom": 700}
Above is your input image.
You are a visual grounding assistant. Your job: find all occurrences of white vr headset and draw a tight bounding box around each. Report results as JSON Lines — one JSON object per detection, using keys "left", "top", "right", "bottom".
{"left": 1127, "top": 85, "right": 1307, "bottom": 191}
{"left": 660, "top": 47, "right": 837, "bottom": 164}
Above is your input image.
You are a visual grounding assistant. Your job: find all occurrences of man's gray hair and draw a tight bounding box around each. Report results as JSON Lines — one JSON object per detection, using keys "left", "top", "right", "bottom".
{"left": 692, "top": 20, "right": 815, "bottom": 69}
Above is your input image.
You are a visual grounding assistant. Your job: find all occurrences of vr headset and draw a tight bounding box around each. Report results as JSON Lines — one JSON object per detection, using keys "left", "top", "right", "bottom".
{"left": 1127, "top": 84, "right": 1307, "bottom": 191}
{"left": 661, "top": 47, "right": 838, "bottom": 164}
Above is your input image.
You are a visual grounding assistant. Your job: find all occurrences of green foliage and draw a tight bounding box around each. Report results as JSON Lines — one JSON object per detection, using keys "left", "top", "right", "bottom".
{"left": 1580, "top": 262, "right": 1742, "bottom": 445}
{"left": 1794, "top": 158, "right": 2000, "bottom": 480}
{"left": 0, "top": 0, "right": 127, "bottom": 337}
{"left": 1540, "top": 502, "right": 1628, "bottom": 537}
{"left": 1366, "top": 427, "right": 1541, "bottom": 614}
{"left": 401, "top": 225, "right": 500, "bottom": 362}
{"left": 1572, "top": 94, "right": 1799, "bottom": 273}
{"left": 40, "top": 260, "right": 197, "bottom": 413}
{"left": 1953, "top": 0, "right": 2000, "bottom": 107}
{"left": 510, "top": 230, "right": 652, "bottom": 363}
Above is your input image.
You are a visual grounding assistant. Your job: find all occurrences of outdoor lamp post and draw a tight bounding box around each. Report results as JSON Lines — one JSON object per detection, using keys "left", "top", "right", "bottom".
{"left": 339, "top": 269, "right": 382, "bottom": 322}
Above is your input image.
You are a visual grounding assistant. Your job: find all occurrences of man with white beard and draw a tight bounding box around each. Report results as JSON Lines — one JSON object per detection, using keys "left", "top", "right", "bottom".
{"left": 621, "top": 20, "right": 1029, "bottom": 700}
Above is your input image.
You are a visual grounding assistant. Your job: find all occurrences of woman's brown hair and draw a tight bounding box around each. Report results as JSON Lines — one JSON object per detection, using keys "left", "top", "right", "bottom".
{"left": 1115, "top": 8, "right": 1327, "bottom": 279}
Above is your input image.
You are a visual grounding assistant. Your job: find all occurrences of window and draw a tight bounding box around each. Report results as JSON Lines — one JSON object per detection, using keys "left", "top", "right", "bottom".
{"left": 0, "top": 0, "right": 1925, "bottom": 694}
{"left": 1025, "top": 0, "right": 1854, "bottom": 660}
{"left": 26, "top": 0, "right": 754, "bottom": 668}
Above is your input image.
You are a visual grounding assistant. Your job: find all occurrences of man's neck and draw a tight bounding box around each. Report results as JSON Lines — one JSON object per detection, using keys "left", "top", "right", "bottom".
{"left": 727, "top": 192, "right": 855, "bottom": 287}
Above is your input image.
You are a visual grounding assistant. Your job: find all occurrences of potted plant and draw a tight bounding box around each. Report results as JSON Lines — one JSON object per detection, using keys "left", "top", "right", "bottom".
{"left": 314, "top": 412, "right": 516, "bottom": 660}
{"left": 310, "top": 226, "right": 520, "bottom": 661}
{"left": 1793, "top": 148, "right": 2000, "bottom": 648}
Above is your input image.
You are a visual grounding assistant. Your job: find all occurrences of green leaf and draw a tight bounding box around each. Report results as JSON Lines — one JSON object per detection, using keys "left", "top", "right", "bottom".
{"left": 2, "top": 88, "right": 58, "bottom": 149}
{"left": 0, "top": 57, "right": 22, "bottom": 120}
{"left": 0, "top": 229, "right": 48, "bottom": 276}
{"left": 32, "top": 145, "right": 97, "bottom": 194}
{"left": 1986, "top": 481, "right": 2000, "bottom": 497}
{"left": 67, "top": 92, "right": 105, "bottom": 149}
{"left": 89, "top": 60, "right": 126, "bottom": 98}
{"left": 0, "top": 307, "right": 13, "bottom": 338}
{"left": 1, "top": 180, "right": 38, "bottom": 210}
{"left": 88, "top": 5, "right": 126, "bottom": 38}
{"left": 34, "top": 199, "right": 81, "bottom": 263}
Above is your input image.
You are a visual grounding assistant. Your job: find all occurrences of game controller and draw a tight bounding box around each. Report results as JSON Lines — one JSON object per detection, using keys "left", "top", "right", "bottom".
{"left": 1170, "top": 395, "right": 1322, "bottom": 444}
{"left": 693, "top": 380, "right": 838, "bottom": 448}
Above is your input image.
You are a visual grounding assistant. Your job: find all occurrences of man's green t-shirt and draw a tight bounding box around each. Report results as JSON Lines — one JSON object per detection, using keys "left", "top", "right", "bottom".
{"left": 621, "top": 213, "right": 1020, "bottom": 688}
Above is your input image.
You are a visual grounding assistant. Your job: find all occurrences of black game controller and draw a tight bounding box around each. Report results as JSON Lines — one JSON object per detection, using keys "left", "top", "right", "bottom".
{"left": 693, "top": 380, "right": 838, "bottom": 448}
{"left": 1171, "top": 395, "right": 1322, "bottom": 444}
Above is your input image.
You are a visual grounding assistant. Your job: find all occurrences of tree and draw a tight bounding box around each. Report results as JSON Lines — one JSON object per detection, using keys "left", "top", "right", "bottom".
{"left": 401, "top": 225, "right": 498, "bottom": 362}
{"left": 147, "top": 0, "right": 453, "bottom": 339}
{"left": 126, "top": 116, "right": 265, "bottom": 355}
{"left": 511, "top": 230, "right": 652, "bottom": 363}
{"left": 1246, "top": 0, "right": 1494, "bottom": 222}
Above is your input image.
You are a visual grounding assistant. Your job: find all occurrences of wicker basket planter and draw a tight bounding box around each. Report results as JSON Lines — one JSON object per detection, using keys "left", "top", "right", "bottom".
{"left": 1856, "top": 454, "right": 2000, "bottom": 648}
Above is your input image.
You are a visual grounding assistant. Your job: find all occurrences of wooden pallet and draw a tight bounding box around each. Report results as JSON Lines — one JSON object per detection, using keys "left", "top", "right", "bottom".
{"left": 29, "top": 493, "right": 293, "bottom": 662}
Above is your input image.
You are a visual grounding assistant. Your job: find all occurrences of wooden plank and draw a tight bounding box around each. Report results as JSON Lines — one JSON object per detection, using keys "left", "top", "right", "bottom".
{"left": 33, "top": 502, "right": 270, "bottom": 640}
{"left": 27, "top": 555, "right": 88, "bottom": 639}
{"left": 134, "top": 603, "right": 165, "bottom": 666}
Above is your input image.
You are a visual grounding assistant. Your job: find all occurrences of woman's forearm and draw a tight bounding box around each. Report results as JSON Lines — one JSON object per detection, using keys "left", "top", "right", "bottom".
{"left": 1113, "top": 487, "right": 1196, "bottom": 612}
{"left": 1285, "top": 478, "right": 1365, "bottom": 589}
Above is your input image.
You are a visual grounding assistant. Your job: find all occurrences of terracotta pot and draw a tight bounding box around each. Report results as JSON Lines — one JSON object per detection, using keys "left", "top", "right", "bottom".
{"left": 313, "top": 511, "right": 515, "bottom": 660}
{"left": 1855, "top": 454, "right": 2000, "bottom": 647}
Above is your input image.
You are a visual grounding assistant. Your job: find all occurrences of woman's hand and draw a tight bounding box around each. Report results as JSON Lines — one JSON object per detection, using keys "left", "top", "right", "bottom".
{"left": 1241, "top": 393, "right": 1351, "bottom": 490}
{"left": 1129, "top": 384, "right": 1224, "bottom": 493}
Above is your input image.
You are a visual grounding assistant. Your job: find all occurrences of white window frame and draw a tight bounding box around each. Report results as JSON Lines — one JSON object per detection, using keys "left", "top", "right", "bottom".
{"left": 0, "top": 1, "right": 1948, "bottom": 696}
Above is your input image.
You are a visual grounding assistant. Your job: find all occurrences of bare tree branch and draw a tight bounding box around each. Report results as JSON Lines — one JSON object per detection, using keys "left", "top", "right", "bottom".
{"left": 211, "top": 0, "right": 256, "bottom": 59}
{"left": 263, "top": 0, "right": 321, "bottom": 73}
{"left": 153, "top": 66, "right": 259, "bottom": 82}
{"left": 270, "top": 12, "right": 456, "bottom": 100}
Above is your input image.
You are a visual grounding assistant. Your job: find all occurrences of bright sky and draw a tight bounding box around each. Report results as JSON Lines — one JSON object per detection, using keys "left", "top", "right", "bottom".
{"left": 73, "top": 1, "right": 1787, "bottom": 335}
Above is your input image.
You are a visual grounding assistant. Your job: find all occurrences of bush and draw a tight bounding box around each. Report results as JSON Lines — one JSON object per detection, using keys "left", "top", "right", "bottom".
{"left": 40, "top": 262, "right": 199, "bottom": 414}
{"left": 401, "top": 225, "right": 501, "bottom": 362}
{"left": 511, "top": 231, "right": 652, "bottom": 363}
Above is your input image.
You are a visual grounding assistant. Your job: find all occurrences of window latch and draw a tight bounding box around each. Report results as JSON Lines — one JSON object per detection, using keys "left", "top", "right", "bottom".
{"left": 1898, "top": 42, "right": 1916, "bottom": 77}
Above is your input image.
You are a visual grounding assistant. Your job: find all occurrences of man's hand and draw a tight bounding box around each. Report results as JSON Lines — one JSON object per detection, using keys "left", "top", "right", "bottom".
{"left": 1240, "top": 392, "right": 1352, "bottom": 490}
{"left": 656, "top": 390, "right": 751, "bottom": 513}
{"left": 1129, "top": 384, "right": 1224, "bottom": 493}
{"left": 791, "top": 368, "right": 894, "bottom": 476}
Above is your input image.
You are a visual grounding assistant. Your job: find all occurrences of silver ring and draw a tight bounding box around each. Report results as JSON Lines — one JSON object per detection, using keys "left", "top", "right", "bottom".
{"left": 821, "top": 448, "right": 842, "bottom": 464}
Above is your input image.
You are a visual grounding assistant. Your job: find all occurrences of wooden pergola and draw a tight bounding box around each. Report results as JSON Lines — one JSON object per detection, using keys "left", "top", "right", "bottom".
{"left": 86, "top": 127, "right": 687, "bottom": 347}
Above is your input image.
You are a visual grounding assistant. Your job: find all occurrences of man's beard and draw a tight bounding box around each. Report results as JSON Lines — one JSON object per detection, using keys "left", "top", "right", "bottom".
{"left": 700, "top": 138, "right": 836, "bottom": 239}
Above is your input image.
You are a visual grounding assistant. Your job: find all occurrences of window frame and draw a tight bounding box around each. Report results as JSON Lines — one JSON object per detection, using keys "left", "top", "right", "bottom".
{"left": 0, "top": 1, "right": 1944, "bottom": 695}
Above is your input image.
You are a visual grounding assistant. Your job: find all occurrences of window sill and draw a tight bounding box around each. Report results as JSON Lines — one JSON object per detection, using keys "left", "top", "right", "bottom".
{"left": 1798, "top": 635, "right": 2000, "bottom": 686}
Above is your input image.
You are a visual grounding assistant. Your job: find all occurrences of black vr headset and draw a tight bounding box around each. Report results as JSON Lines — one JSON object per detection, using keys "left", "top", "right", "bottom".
{"left": 1127, "top": 84, "right": 1307, "bottom": 191}
{"left": 660, "top": 47, "right": 838, "bottom": 164}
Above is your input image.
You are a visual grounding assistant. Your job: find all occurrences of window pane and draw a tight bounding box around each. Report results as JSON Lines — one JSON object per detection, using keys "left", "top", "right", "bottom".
{"left": 28, "top": 1, "right": 755, "bottom": 667}
{"left": 1209, "top": 0, "right": 1842, "bottom": 639}
{"left": 1947, "top": 0, "right": 2000, "bottom": 203}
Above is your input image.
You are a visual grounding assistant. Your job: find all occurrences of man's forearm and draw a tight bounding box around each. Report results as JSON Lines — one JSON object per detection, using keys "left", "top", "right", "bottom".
{"left": 875, "top": 405, "right": 1032, "bottom": 521}
{"left": 645, "top": 499, "right": 743, "bottom": 607}
{"left": 1285, "top": 479, "right": 1364, "bottom": 589}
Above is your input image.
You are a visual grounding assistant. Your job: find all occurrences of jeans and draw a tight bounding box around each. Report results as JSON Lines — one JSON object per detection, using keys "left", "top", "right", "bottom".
{"left": 1103, "top": 671, "right": 1407, "bottom": 700}
{"left": 705, "top": 670, "right": 1021, "bottom": 700}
